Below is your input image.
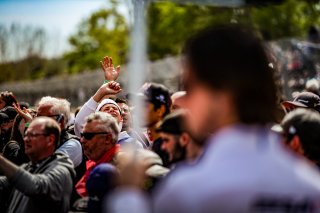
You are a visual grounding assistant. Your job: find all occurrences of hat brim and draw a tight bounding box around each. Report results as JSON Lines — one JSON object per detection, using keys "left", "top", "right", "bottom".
{"left": 281, "top": 101, "right": 308, "bottom": 109}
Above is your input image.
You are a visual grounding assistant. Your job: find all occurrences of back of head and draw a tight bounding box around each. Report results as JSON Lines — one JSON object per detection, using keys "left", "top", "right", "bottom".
{"left": 281, "top": 108, "right": 320, "bottom": 162}
{"left": 183, "top": 24, "right": 278, "bottom": 124}
{"left": 38, "top": 96, "right": 71, "bottom": 126}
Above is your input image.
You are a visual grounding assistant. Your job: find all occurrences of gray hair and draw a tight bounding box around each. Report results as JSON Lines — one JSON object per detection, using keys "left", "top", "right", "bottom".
{"left": 85, "top": 112, "right": 119, "bottom": 144}
{"left": 38, "top": 96, "right": 71, "bottom": 125}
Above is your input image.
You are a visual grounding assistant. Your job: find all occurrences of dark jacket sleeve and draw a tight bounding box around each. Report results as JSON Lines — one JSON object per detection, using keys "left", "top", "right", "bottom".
{"left": 9, "top": 160, "right": 74, "bottom": 201}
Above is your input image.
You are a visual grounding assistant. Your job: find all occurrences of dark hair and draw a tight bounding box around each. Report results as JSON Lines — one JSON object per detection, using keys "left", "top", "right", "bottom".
{"left": 115, "top": 98, "right": 128, "bottom": 105}
{"left": 0, "top": 91, "right": 17, "bottom": 108}
{"left": 281, "top": 108, "right": 320, "bottom": 163}
{"left": 183, "top": 24, "right": 278, "bottom": 124}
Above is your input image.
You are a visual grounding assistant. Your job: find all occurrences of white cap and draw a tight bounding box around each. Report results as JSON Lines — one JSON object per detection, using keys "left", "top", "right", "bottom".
{"left": 96, "top": 99, "right": 121, "bottom": 114}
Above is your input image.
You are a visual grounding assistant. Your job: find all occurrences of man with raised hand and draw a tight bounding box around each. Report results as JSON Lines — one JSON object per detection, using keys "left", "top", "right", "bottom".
{"left": 74, "top": 56, "right": 142, "bottom": 148}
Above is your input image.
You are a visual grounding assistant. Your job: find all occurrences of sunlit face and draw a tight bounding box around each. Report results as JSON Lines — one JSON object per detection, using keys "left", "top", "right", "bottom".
{"left": 24, "top": 121, "right": 51, "bottom": 162}
{"left": 80, "top": 120, "right": 111, "bottom": 161}
{"left": 99, "top": 104, "right": 122, "bottom": 123}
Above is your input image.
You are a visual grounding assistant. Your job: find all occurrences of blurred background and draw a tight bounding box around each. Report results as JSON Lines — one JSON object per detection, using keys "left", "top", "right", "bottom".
{"left": 0, "top": 0, "right": 319, "bottom": 106}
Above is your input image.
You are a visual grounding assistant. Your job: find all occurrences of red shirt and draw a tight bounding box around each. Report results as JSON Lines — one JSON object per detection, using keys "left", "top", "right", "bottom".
{"left": 75, "top": 144, "right": 120, "bottom": 197}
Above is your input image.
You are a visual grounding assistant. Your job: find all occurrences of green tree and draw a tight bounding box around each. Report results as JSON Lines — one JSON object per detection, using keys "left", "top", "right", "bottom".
{"left": 147, "top": 0, "right": 320, "bottom": 60}
{"left": 64, "top": 3, "right": 129, "bottom": 74}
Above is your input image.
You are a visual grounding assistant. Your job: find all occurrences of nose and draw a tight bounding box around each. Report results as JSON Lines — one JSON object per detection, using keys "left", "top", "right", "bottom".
{"left": 80, "top": 137, "right": 87, "bottom": 145}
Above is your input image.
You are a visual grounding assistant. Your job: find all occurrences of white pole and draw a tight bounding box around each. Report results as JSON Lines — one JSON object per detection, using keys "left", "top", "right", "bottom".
{"left": 128, "top": 0, "right": 149, "bottom": 130}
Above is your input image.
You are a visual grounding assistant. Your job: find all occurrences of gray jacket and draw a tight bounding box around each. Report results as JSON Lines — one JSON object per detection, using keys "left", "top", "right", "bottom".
{"left": 1, "top": 152, "right": 75, "bottom": 213}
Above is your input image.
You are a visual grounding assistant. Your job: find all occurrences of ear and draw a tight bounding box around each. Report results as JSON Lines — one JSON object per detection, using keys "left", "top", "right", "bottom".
{"left": 59, "top": 116, "right": 65, "bottom": 129}
{"left": 179, "top": 132, "right": 190, "bottom": 147}
{"left": 46, "top": 134, "right": 56, "bottom": 149}
{"left": 289, "top": 135, "right": 304, "bottom": 155}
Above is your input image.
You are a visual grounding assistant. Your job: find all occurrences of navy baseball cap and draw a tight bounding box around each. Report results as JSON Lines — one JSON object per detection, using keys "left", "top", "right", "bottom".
{"left": 138, "top": 83, "right": 171, "bottom": 107}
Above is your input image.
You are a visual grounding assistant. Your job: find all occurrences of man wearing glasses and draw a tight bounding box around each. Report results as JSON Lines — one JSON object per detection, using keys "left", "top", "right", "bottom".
{"left": 37, "top": 96, "right": 83, "bottom": 168}
{"left": 0, "top": 117, "right": 75, "bottom": 213}
{"left": 75, "top": 112, "right": 120, "bottom": 198}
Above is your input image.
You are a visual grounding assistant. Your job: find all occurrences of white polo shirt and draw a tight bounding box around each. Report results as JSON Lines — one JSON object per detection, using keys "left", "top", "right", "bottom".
{"left": 153, "top": 124, "right": 320, "bottom": 213}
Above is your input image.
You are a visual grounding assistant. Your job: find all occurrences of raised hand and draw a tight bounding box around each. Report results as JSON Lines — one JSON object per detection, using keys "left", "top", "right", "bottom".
{"left": 100, "top": 56, "right": 121, "bottom": 81}
{"left": 93, "top": 81, "right": 122, "bottom": 102}
{"left": 12, "top": 103, "right": 33, "bottom": 123}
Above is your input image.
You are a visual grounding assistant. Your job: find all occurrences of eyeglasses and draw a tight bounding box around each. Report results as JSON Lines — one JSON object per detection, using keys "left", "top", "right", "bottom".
{"left": 24, "top": 132, "right": 48, "bottom": 139}
{"left": 80, "top": 132, "right": 109, "bottom": 140}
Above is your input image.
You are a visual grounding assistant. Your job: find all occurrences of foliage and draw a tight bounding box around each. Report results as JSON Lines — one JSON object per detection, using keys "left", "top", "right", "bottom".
{"left": 0, "top": 56, "right": 66, "bottom": 83}
{"left": 63, "top": 3, "right": 129, "bottom": 74}
{"left": 147, "top": 0, "right": 320, "bottom": 60}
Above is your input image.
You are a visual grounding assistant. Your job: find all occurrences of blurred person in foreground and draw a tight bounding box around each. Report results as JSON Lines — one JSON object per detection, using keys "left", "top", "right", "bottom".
{"left": 281, "top": 108, "right": 320, "bottom": 168}
{"left": 106, "top": 25, "right": 320, "bottom": 213}
{"left": 0, "top": 117, "right": 75, "bottom": 213}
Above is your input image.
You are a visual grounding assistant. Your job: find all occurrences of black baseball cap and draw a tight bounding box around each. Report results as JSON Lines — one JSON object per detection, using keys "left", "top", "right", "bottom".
{"left": 156, "top": 110, "right": 186, "bottom": 135}
{"left": 281, "top": 92, "right": 320, "bottom": 113}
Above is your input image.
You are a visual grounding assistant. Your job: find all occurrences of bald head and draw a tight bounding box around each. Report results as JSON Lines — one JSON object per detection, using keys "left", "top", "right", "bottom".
{"left": 171, "top": 91, "right": 187, "bottom": 112}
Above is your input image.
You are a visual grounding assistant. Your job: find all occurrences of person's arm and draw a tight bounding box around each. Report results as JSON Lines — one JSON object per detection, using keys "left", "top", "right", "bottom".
{"left": 0, "top": 155, "right": 19, "bottom": 179}
{"left": 74, "top": 97, "right": 98, "bottom": 137}
{"left": 74, "top": 82, "right": 121, "bottom": 137}
{"left": 7, "top": 155, "right": 74, "bottom": 200}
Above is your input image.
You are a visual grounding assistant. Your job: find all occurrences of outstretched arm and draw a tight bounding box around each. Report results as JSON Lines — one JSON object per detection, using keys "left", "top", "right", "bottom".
{"left": 74, "top": 81, "right": 122, "bottom": 137}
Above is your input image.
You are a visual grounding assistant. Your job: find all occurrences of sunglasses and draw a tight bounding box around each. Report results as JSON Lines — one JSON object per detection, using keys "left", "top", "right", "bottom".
{"left": 80, "top": 132, "right": 109, "bottom": 140}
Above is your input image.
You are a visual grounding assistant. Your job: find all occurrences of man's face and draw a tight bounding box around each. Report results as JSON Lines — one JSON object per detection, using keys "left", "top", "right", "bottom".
{"left": 24, "top": 121, "right": 50, "bottom": 161}
{"left": 160, "top": 132, "right": 179, "bottom": 161}
{"left": 143, "top": 102, "right": 161, "bottom": 128}
{"left": 99, "top": 104, "right": 122, "bottom": 124}
{"left": 80, "top": 120, "right": 111, "bottom": 161}
{"left": 117, "top": 103, "right": 132, "bottom": 130}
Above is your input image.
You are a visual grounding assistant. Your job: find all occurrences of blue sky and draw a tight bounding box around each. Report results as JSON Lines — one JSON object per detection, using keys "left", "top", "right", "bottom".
{"left": 0, "top": 0, "right": 130, "bottom": 58}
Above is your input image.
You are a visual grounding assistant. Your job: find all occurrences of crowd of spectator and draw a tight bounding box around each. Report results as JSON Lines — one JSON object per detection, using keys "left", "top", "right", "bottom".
{"left": 1, "top": 24, "right": 320, "bottom": 213}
